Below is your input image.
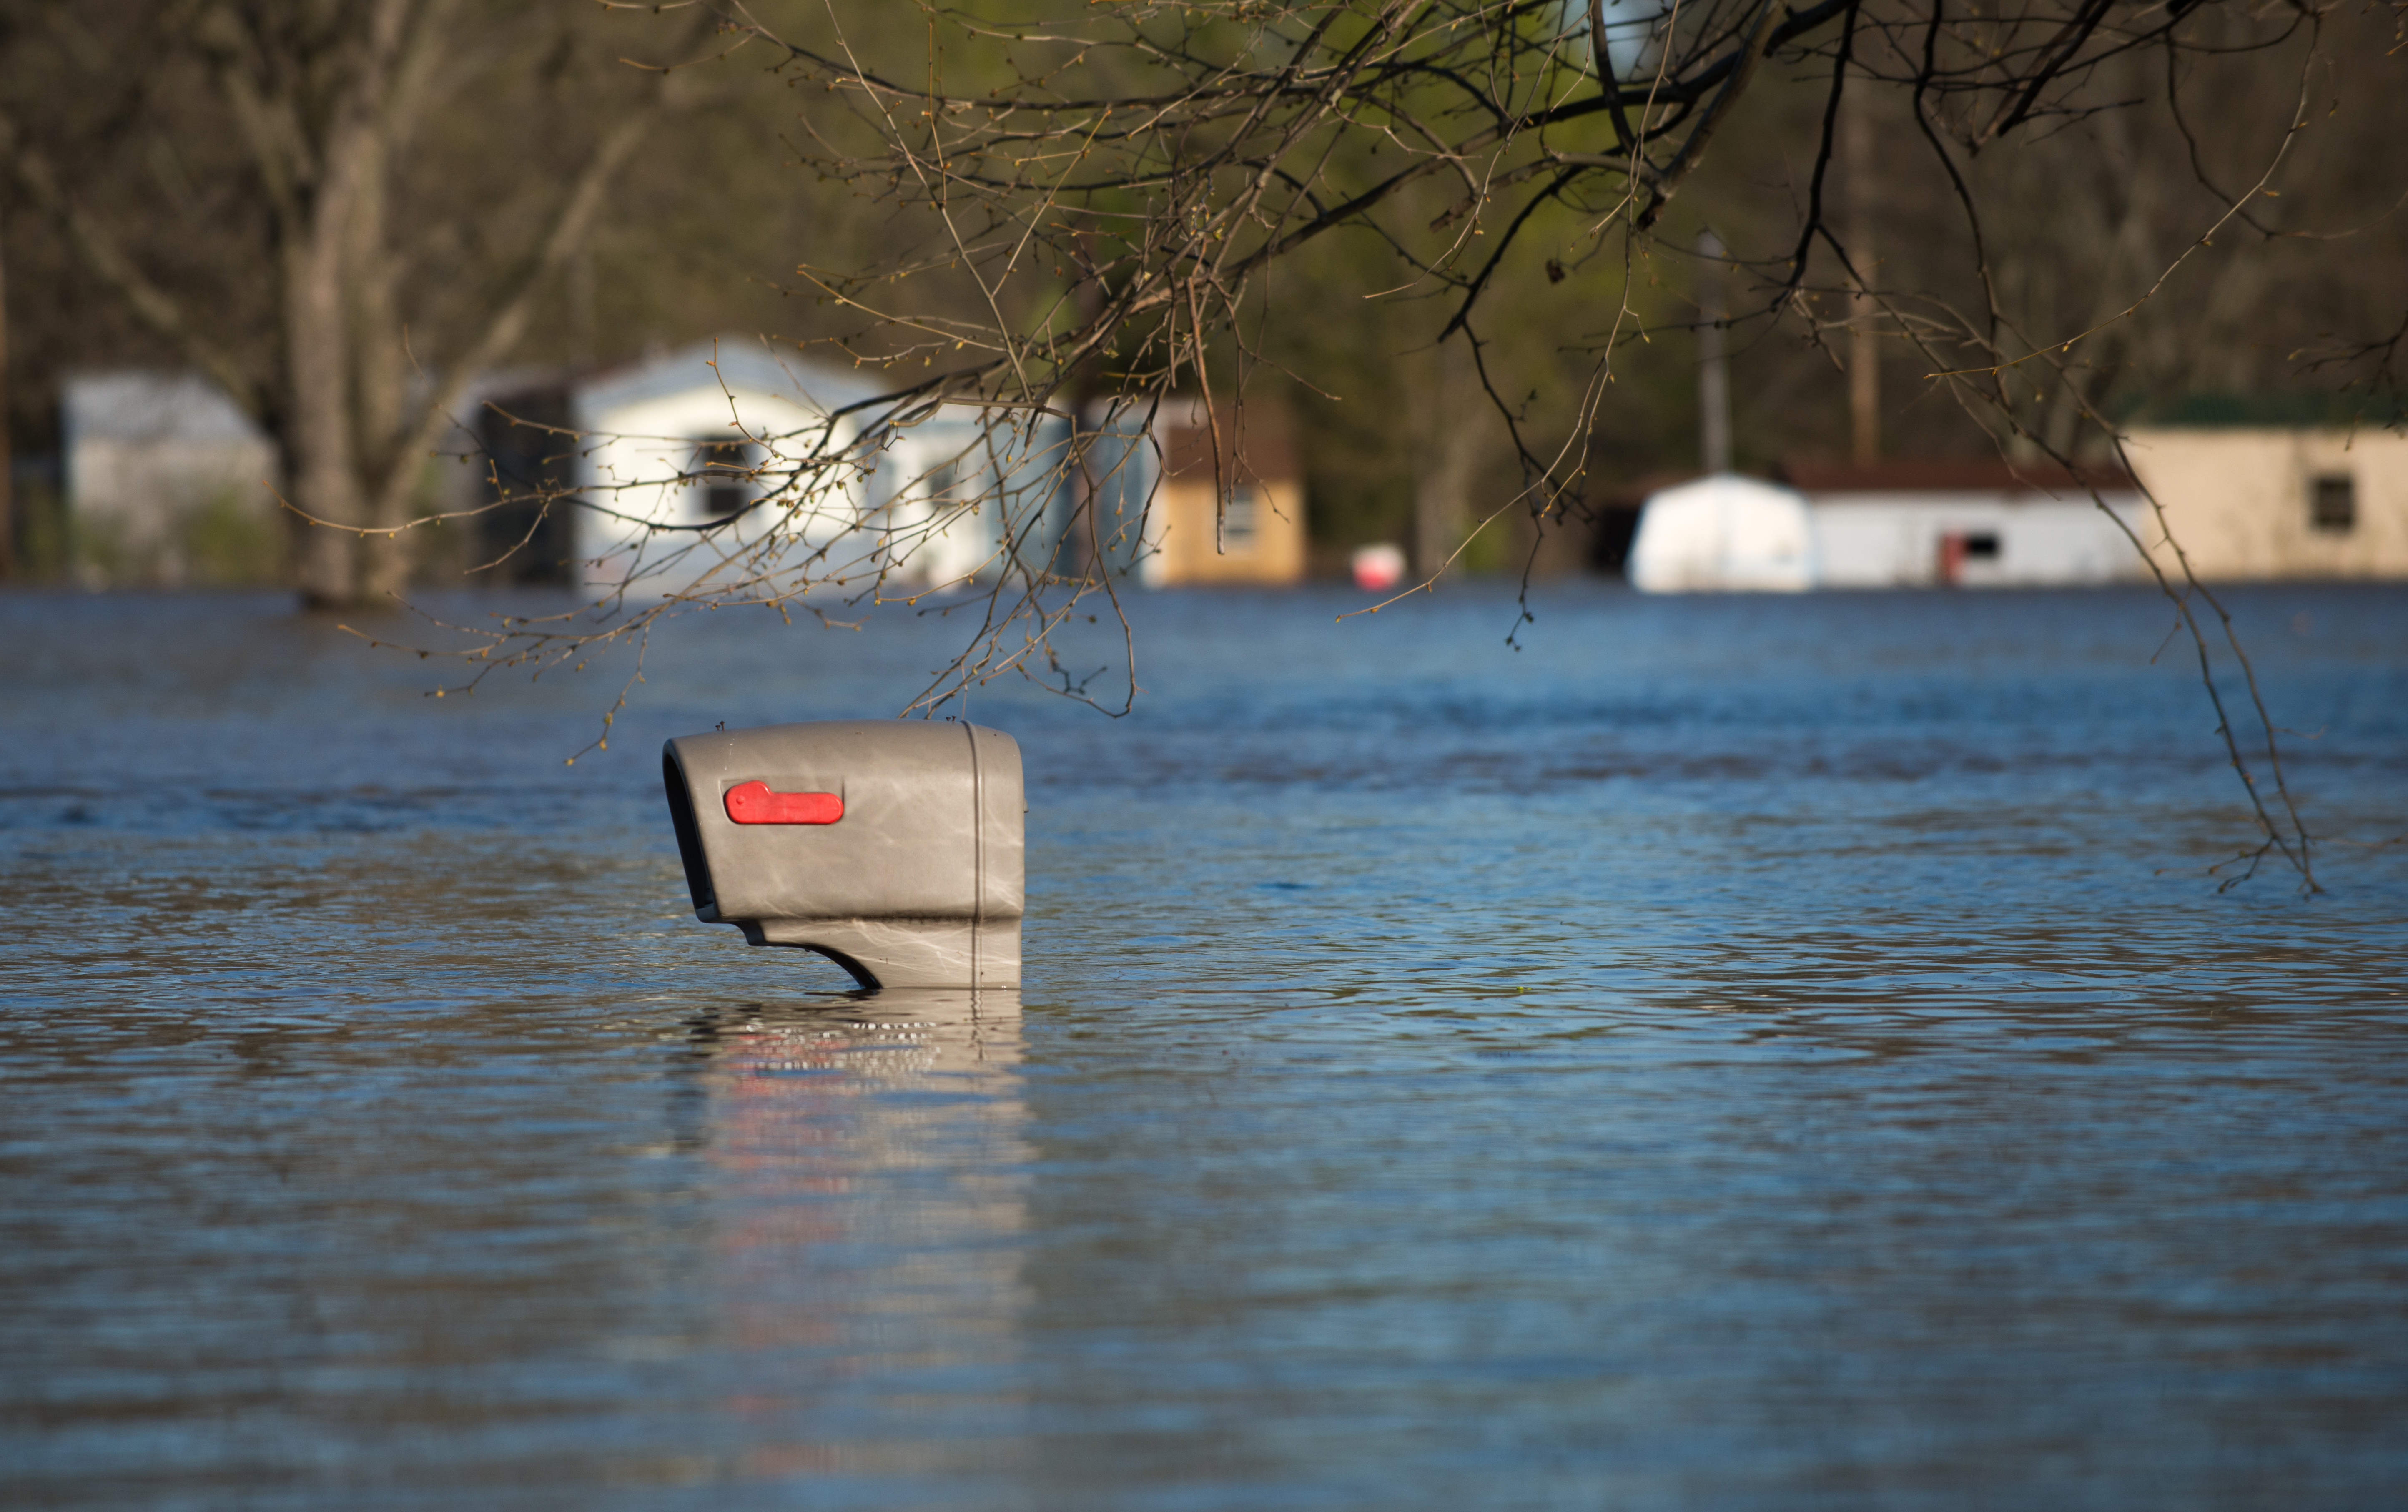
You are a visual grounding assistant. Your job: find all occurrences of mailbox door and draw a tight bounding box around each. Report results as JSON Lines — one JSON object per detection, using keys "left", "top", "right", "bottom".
{"left": 970, "top": 724, "right": 1025, "bottom": 925}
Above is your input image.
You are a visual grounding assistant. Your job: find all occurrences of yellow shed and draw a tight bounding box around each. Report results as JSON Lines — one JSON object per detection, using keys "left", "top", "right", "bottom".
{"left": 1148, "top": 399, "right": 1307, "bottom": 587}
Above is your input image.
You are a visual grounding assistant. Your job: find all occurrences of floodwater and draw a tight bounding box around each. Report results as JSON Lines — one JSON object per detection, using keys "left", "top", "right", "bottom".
{"left": 3, "top": 582, "right": 2405, "bottom": 1510}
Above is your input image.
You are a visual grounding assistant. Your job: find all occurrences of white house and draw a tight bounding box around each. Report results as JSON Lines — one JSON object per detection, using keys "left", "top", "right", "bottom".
{"left": 569, "top": 337, "right": 1070, "bottom": 597}
{"left": 61, "top": 370, "right": 281, "bottom": 585}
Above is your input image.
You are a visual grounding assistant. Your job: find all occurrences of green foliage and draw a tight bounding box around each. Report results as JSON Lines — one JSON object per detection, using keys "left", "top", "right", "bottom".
{"left": 10, "top": 480, "right": 71, "bottom": 584}
{"left": 180, "top": 488, "right": 286, "bottom": 588}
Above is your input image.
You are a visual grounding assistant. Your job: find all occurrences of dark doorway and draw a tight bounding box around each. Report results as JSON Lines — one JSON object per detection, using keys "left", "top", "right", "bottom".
{"left": 476, "top": 385, "right": 581, "bottom": 585}
{"left": 1589, "top": 507, "right": 1643, "bottom": 577}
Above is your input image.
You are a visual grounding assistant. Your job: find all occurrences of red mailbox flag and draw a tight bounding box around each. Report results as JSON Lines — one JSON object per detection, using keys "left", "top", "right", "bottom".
{"left": 724, "top": 781, "right": 843, "bottom": 825}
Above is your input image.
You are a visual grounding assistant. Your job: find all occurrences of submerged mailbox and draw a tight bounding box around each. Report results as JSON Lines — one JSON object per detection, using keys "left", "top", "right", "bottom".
{"left": 662, "top": 721, "right": 1023, "bottom": 990}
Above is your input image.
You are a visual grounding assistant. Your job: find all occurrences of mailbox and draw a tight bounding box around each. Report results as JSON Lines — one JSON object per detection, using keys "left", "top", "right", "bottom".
{"left": 662, "top": 721, "right": 1024, "bottom": 989}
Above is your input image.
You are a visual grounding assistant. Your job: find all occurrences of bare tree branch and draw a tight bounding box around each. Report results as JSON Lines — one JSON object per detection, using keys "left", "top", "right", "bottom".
{"left": 0, "top": 108, "right": 264, "bottom": 417}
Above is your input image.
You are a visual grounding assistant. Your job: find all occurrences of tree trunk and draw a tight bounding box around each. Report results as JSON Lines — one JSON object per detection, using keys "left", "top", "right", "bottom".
{"left": 286, "top": 227, "right": 368, "bottom": 606}
{"left": 282, "top": 93, "right": 396, "bottom": 608}
{"left": 1697, "top": 231, "right": 1733, "bottom": 474}
{"left": 265, "top": 0, "right": 412, "bottom": 608}
{"left": 0, "top": 192, "right": 13, "bottom": 581}
{"left": 351, "top": 124, "right": 415, "bottom": 603}
{"left": 1413, "top": 339, "right": 1479, "bottom": 578}
{"left": 1844, "top": 90, "right": 1880, "bottom": 468}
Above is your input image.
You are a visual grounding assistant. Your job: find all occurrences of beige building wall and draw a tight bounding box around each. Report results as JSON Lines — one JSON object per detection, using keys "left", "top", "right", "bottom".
{"left": 2121, "top": 425, "right": 2408, "bottom": 579}
{"left": 1151, "top": 478, "right": 1307, "bottom": 585}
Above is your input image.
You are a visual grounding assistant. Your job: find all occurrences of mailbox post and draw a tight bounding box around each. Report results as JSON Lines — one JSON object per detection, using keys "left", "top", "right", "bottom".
{"left": 662, "top": 721, "right": 1024, "bottom": 989}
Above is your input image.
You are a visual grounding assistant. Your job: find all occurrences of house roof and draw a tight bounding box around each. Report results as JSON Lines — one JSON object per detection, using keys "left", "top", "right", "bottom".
{"left": 2120, "top": 391, "right": 2408, "bottom": 429}
{"left": 572, "top": 335, "right": 885, "bottom": 425}
{"left": 1777, "top": 455, "right": 2135, "bottom": 495}
{"left": 1160, "top": 397, "right": 1298, "bottom": 481}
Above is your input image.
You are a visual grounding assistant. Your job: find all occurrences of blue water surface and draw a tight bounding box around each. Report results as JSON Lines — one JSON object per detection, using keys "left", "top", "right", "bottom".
{"left": 2, "top": 582, "right": 2404, "bottom": 1510}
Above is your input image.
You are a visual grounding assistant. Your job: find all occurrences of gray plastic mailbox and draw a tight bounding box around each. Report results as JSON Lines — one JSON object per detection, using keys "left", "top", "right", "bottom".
{"left": 662, "top": 721, "right": 1023, "bottom": 990}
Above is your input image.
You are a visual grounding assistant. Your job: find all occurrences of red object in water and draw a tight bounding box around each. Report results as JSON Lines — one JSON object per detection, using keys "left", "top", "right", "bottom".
{"left": 724, "top": 781, "right": 843, "bottom": 825}
{"left": 1350, "top": 543, "right": 1407, "bottom": 592}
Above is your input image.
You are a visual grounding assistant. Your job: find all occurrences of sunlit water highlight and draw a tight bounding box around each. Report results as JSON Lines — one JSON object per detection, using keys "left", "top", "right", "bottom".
{"left": 3, "top": 583, "right": 2405, "bottom": 1509}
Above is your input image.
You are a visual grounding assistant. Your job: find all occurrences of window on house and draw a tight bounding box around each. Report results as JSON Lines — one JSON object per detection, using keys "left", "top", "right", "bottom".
{"left": 2311, "top": 474, "right": 2356, "bottom": 534}
{"left": 691, "top": 438, "right": 752, "bottom": 519}
{"left": 927, "top": 461, "right": 960, "bottom": 511}
{"left": 1221, "top": 485, "right": 1259, "bottom": 551}
{"left": 1962, "top": 532, "right": 2001, "bottom": 560}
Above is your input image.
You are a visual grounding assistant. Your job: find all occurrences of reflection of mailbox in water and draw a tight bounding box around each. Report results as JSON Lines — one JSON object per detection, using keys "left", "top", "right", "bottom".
{"left": 662, "top": 721, "right": 1023, "bottom": 990}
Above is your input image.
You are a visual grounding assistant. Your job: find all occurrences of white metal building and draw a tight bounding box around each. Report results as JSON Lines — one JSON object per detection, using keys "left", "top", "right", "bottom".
{"left": 1628, "top": 460, "right": 2150, "bottom": 592}
{"left": 1625, "top": 473, "right": 1816, "bottom": 592}
{"left": 1782, "top": 458, "right": 2149, "bottom": 589}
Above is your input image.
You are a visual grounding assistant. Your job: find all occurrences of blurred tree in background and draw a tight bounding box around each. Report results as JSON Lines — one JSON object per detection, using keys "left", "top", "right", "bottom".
{"left": 6, "top": 0, "right": 2403, "bottom": 594}
{"left": 0, "top": 0, "right": 727, "bottom": 602}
